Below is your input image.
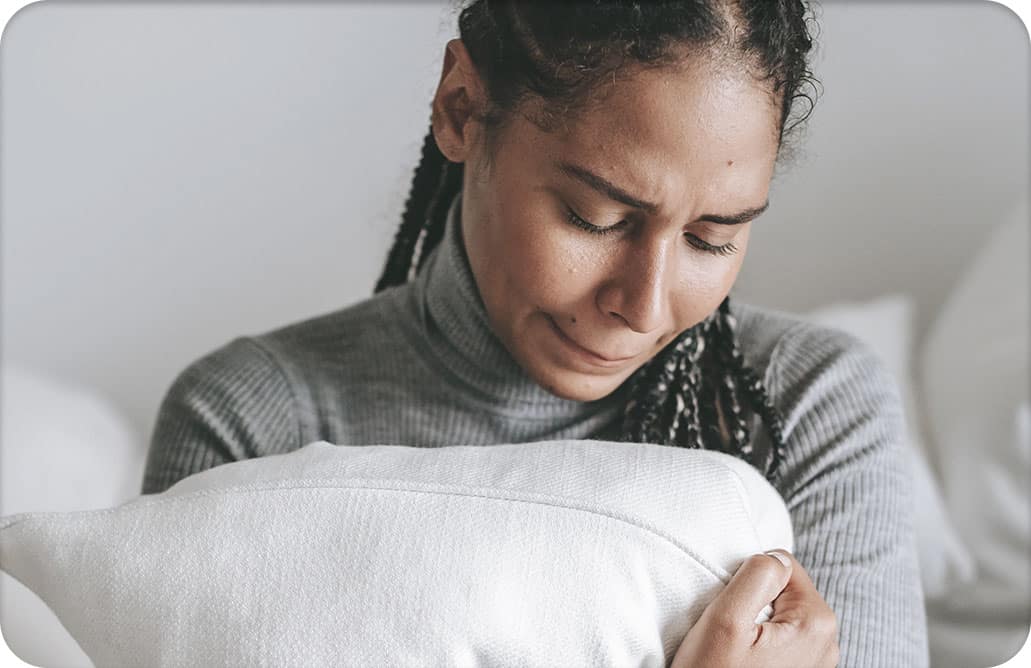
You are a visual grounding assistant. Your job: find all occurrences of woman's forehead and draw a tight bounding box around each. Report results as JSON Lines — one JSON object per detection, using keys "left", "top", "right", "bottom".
{"left": 575, "top": 64, "right": 775, "bottom": 158}
{"left": 507, "top": 65, "right": 780, "bottom": 216}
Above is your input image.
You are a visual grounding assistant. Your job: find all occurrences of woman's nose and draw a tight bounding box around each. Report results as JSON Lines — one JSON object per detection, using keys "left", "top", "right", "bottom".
{"left": 596, "top": 235, "right": 673, "bottom": 334}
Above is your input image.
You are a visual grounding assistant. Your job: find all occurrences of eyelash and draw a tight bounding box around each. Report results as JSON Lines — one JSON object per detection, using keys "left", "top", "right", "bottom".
{"left": 564, "top": 207, "right": 739, "bottom": 257}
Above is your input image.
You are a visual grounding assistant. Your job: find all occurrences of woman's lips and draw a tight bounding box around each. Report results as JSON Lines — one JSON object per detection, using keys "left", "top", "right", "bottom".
{"left": 545, "top": 315, "right": 637, "bottom": 367}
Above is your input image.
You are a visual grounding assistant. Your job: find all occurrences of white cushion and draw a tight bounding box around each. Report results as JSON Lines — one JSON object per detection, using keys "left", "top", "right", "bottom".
{"left": 1, "top": 363, "right": 143, "bottom": 515}
{"left": 0, "top": 439, "right": 792, "bottom": 668}
{"left": 800, "top": 294, "right": 975, "bottom": 601}
{"left": 1, "top": 364, "right": 144, "bottom": 668}
{"left": 919, "top": 200, "right": 1031, "bottom": 668}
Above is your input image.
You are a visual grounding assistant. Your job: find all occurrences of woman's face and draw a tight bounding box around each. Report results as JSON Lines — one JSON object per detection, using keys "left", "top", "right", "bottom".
{"left": 432, "top": 41, "right": 780, "bottom": 402}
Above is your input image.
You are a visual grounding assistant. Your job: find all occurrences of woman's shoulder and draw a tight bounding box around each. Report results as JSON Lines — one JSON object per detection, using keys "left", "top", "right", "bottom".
{"left": 729, "top": 299, "right": 903, "bottom": 443}
{"left": 729, "top": 299, "right": 889, "bottom": 389}
{"left": 730, "top": 299, "right": 908, "bottom": 496}
{"left": 172, "top": 287, "right": 409, "bottom": 401}
{"left": 255, "top": 287, "right": 403, "bottom": 355}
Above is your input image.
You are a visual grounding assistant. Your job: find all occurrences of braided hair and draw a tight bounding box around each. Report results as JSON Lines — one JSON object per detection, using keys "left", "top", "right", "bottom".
{"left": 376, "top": 0, "right": 820, "bottom": 485}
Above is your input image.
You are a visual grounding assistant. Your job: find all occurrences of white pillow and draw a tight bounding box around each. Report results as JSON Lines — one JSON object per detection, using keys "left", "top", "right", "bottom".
{"left": 1, "top": 364, "right": 144, "bottom": 515}
{"left": 1, "top": 364, "right": 144, "bottom": 668}
{"left": 0, "top": 439, "right": 793, "bottom": 668}
{"left": 800, "top": 294, "right": 975, "bottom": 601}
{"left": 919, "top": 201, "right": 1031, "bottom": 668}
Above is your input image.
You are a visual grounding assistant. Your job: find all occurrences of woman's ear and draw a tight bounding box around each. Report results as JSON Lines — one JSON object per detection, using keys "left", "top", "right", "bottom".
{"left": 431, "top": 38, "right": 487, "bottom": 163}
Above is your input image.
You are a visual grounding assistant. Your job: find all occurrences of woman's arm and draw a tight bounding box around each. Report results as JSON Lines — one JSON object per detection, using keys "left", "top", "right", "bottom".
{"left": 141, "top": 336, "right": 301, "bottom": 495}
{"left": 766, "top": 323, "right": 929, "bottom": 667}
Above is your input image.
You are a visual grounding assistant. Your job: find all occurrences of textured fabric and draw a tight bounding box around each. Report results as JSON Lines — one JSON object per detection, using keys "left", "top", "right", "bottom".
{"left": 141, "top": 193, "right": 928, "bottom": 667}
{"left": 1, "top": 439, "right": 792, "bottom": 668}
{"left": 800, "top": 295, "right": 975, "bottom": 601}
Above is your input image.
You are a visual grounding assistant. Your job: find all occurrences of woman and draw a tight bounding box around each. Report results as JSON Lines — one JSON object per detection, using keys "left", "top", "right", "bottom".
{"left": 142, "top": 1, "right": 926, "bottom": 665}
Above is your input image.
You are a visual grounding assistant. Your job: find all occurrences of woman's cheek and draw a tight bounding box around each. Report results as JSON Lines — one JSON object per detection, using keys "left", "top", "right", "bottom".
{"left": 555, "top": 239, "right": 615, "bottom": 308}
{"left": 514, "top": 225, "right": 582, "bottom": 300}
{"left": 667, "top": 264, "right": 728, "bottom": 325}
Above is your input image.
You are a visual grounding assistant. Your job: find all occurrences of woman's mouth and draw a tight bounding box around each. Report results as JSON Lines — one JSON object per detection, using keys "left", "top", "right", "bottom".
{"left": 544, "top": 315, "right": 638, "bottom": 368}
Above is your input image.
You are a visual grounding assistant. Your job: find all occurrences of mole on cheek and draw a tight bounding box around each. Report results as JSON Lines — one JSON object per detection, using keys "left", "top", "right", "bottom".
{"left": 571, "top": 316, "right": 577, "bottom": 324}
{"left": 726, "top": 160, "right": 734, "bottom": 166}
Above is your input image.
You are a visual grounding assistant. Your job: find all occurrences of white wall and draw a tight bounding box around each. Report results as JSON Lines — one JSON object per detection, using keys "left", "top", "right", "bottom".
{"left": 736, "top": 2, "right": 1030, "bottom": 330}
{"left": 2, "top": 2, "right": 453, "bottom": 444}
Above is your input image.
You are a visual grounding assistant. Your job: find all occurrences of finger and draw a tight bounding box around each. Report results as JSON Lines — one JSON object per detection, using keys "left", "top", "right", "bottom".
{"left": 757, "top": 604, "right": 839, "bottom": 661}
{"left": 765, "top": 551, "right": 824, "bottom": 621}
{"left": 703, "top": 551, "right": 793, "bottom": 634}
{"left": 755, "top": 555, "right": 840, "bottom": 657}
{"left": 772, "top": 550, "right": 816, "bottom": 592}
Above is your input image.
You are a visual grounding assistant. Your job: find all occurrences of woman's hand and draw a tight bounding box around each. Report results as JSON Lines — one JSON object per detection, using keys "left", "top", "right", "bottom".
{"left": 670, "top": 550, "right": 839, "bottom": 668}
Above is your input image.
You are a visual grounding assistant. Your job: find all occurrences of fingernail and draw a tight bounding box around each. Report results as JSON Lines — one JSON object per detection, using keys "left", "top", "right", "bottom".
{"left": 764, "top": 550, "right": 791, "bottom": 568}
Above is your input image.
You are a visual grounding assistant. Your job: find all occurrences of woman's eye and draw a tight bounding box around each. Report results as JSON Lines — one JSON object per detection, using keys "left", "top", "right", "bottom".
{"left": 565, "top": 207, "right": 627, "bottom": 235}
{"left": 566, "top": 206, "right": 738, "bottom": 257}
{"left": 685, "top": 233, "right": 739, "bottom": 257}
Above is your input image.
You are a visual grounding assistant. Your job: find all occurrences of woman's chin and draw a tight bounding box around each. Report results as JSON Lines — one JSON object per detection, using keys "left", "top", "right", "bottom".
{"left": 501, "top": 322, "right": 638, "bottom": 402}
{"left": 529, "top": 366, "right": 630, "bottom": 403}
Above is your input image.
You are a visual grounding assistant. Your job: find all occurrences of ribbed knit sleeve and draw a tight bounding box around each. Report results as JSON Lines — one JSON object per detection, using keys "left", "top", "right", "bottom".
{"left": 140, "top": 337, "right": 301, "bottom": 495}
{"left": 768, "top": 323, "right": 929, "bottom": 667}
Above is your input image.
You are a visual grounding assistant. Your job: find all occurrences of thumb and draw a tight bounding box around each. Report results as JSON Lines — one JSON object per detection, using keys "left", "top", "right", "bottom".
{"left": 703, "top": 550, "right": 794, "bottom": 633}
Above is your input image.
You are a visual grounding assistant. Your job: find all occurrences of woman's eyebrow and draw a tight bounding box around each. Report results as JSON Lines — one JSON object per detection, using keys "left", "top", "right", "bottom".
{"left": 557, "top": 160, "right": 661, "bottom": 214}
{"left": 556, "top": 159, "right": 769, "bottom": 225}
{"left": 702, "top": 201, "right": 769, "bottom": 225}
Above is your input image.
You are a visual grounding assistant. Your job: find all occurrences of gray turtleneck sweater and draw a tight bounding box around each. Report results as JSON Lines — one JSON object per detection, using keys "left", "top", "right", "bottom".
{"left": 141, "top": 194, "right": 928, "bottom": 667}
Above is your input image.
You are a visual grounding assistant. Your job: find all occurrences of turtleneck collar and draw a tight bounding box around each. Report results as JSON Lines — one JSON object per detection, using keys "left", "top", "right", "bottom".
{"left": 396, "top": 190, "right": 631, "bottom": 421}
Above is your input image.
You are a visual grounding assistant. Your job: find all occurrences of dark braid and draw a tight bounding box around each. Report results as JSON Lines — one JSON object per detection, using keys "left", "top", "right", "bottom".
{"left": 714, "top": 298, "right": 788, "bottom": 480}
{"left": 415, "top": 159, "right": 464, "bottom": 276}
{"left": 374, "top": 125, "right": 463, "bottom": 293}
{"left": 618, "top": 298, "right": 784, "bottom": 481}
{"left": 375, "top": 0, "right": 819, "bottom": 485}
